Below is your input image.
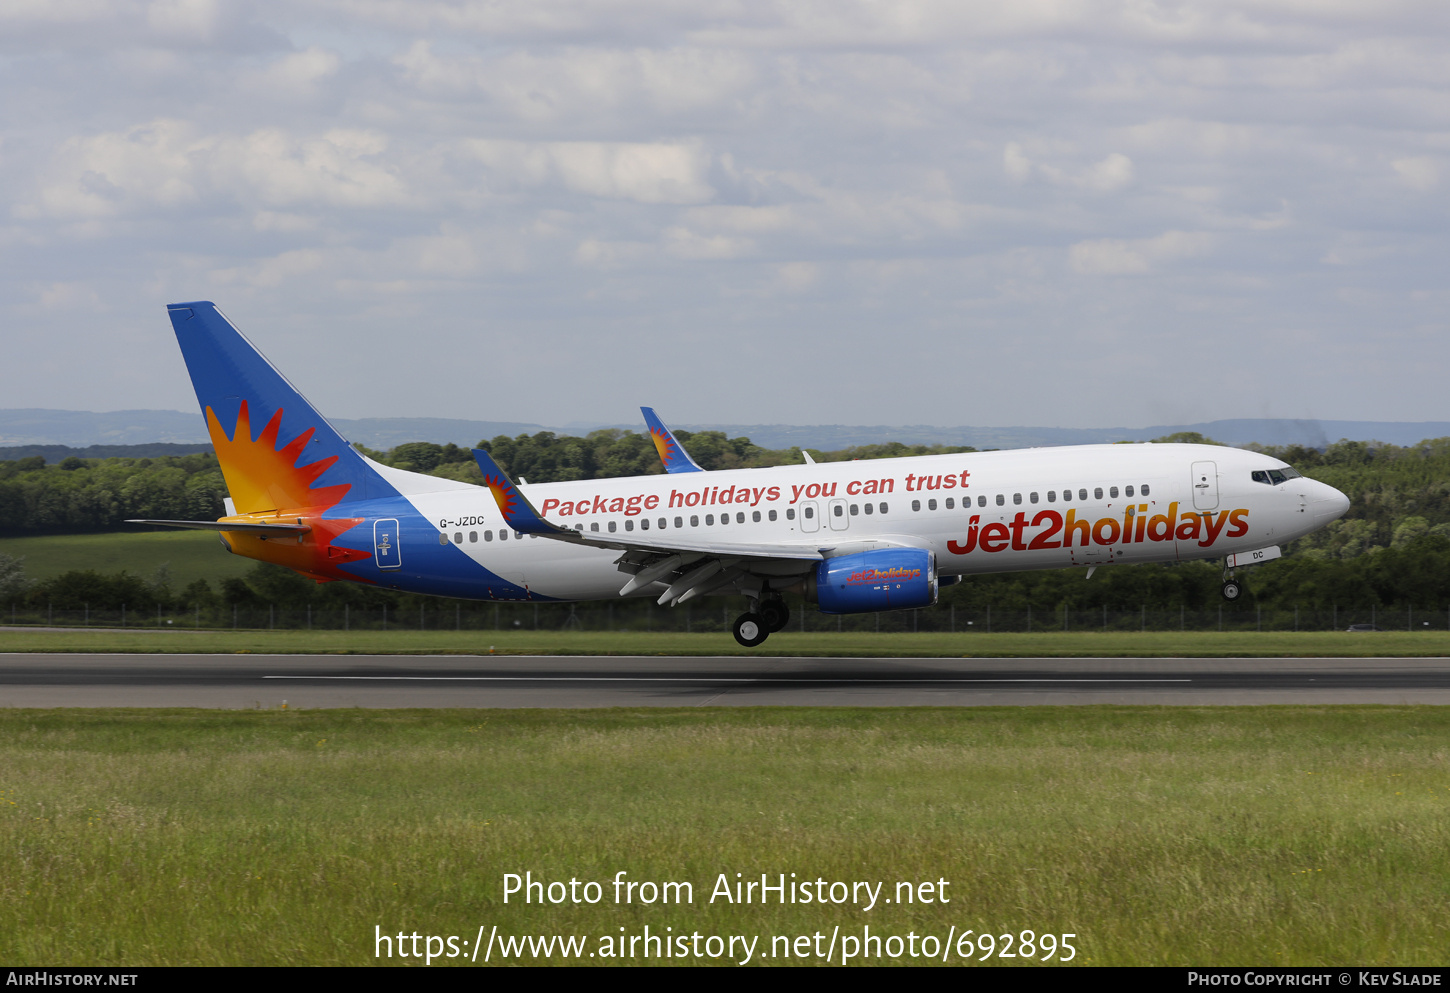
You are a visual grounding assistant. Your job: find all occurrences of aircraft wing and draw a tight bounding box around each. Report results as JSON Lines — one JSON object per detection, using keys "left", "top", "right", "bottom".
{"left": 473, "top": 448, "right": 824, "bottom": 603}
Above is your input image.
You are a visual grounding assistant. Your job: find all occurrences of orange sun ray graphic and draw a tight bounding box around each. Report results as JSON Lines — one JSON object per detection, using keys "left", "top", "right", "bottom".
{"left": 206, "top": 401, "right": 371, "bottom": 582}
{"left": 482, "top": 474, "right": 521, "bottom": 522}
{"left": 649, "top": 427, "right": 678, "bottom": 466}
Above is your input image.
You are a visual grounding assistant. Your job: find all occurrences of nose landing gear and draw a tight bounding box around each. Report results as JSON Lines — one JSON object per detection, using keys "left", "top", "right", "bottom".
{"left": 1221, "top": 560, "right": 1243, "bottom": 601}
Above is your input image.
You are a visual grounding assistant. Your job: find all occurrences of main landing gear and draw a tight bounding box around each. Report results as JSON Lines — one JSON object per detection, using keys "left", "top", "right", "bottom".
{"left": 733, "top": 597, "right": 790, "bottom": 647}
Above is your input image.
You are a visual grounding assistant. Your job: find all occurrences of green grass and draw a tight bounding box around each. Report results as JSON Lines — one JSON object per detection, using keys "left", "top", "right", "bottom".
{"left": 0, "top": 530, "right": 251, "bottom": 587}
{"left": 2, "top": 707, "right": 1448, "bottom": 966}
{"left": 2, "top": 627, "right": 1449, "bottom": 656}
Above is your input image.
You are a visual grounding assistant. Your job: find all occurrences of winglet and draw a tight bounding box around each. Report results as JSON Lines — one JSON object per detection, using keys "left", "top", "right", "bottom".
{"left": 641, "top": 407, "right": 705, "bottom": 473}
{"left": 472, "top": 449, "right": 572, "bottom": 536}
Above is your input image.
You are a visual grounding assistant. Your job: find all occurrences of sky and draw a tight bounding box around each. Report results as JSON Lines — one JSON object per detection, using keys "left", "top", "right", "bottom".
{"left": 2, "top": 1, "right": 1447, "bottom": 431}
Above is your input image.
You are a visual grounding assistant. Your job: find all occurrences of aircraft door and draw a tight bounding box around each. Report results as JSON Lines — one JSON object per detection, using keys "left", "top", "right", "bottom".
{"left": 374, "top": 518, "right": 402, "bottom": 569}
{"left": 1191, "top": 461, "right": 1219, "bottom": 511}
{"left": 828, "top": 498, "right": 850, "bottom": 531}
{"left": 800, "top": 500, "right": 821, "bottom": 533}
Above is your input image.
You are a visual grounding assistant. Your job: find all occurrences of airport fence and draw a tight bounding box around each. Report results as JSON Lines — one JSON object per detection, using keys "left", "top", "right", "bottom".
{"left": 3, "top": 600, "right": 1449, "bottom": 634}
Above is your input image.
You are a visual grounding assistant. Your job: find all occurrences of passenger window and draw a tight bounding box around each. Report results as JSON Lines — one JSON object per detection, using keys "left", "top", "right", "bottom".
{"left": 849, "top": 504, "right": 859, "bottom": 515}
{"left": 674, "top": 517, "right": 683, "bottom": 528}
{"left": 768, "top": 509, "right": 777, "bottom": 521}
{"left": 658, "top": 518, "right": 666, "bottom": 529}
{"left": 485, "top": 530, "right": 493, "bottom": 541}
{"left": 912, "top": 500, "right": 921, "bottom": 512}
{"left": 608, "top": 521, "right": 617, "bottom": 532}
{"left": 1094, "top": 488, "right": 1103, "bottom": 500}
{"left": 454, "top": 532, "right": 463, "bottom": 543}
{"left": 786, "top": 509, "right": 795, "bottom": 520}
{"left": 1125, "top": 485, "right": 1134, "bottom": 497}
{"left": 706, "top": 514, "right": 714, "bottom": 525}
{"left": 1079, "top": 488, "right": 1087, "bottom": 501}
{"left": 804, "top": 507, "right": 815, "bottom": 519}
{"left": 996, "top": 494, "right": 1005, "bottom": 506}
{"left": 1029, "top": 492, "right": 1038, "bottom": 505}
{"left": 469, "top": 531, "right": 477, "bottom": 542}
{"left": 945, "top": 497, "right": 954, "bottom": 510}
{"left": 500, "top": 530, "right": 508, "bottom": 541}
{"left": 833, "top": 504, "right": 844, "bottom": 517}
{"left": 589, "top": 523, "right": 598, "bottom": 532}
{"left": 863, "top": 503, "right": 873, "bottom": 515}
{"left": 737, "top": 512, "right": 745, "bottom": 523}
{"left": 1047, "top": 491, "right": 1056, "bottom": 503}
{"left": 1142, "top": 484, "right": 1150, "bottom": 495}
{"left": 1013, "top": 493, "right": 1022, "bottom": 505}
{"left": 753, "top": 511, "right": 761, "bottom": 522}
{"left": 438, "top": 532, "right": 448, "bottom": 546}
{"left": 928, "top": 499, "right": 937, "bottom": 511}
{"left": 625, "top": 519, "right": 634, "bottom": 531}
{"left": 1109, "top": 486, "right": 1119, "bottom": 498}
{"left": 879, "top": 502, "right": 888, "bottom": 514}
{"left": 978, "top": 495, "right": 986, "bottom": 507}
{"left": 690, "top": 515, "right": 699, "bottom": 527}
{"left": 640, "top": 518, "right": 649, "bottom": 530}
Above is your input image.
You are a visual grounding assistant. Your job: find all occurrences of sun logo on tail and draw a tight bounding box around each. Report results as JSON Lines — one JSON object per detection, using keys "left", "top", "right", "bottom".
{"left": 649, "top": 427, "right": 680, "bottom": 468}
{"left": 205, "top": 401, "right": 368, "bottom": 582}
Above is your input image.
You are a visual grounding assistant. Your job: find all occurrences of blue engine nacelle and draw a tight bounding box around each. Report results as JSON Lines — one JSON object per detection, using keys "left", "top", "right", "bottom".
{"left": 808, "top": 548, "right": 938, "bottom": 614}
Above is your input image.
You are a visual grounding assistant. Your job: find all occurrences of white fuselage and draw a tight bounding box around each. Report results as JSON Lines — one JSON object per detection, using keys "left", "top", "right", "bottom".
{"left": 383, "top": 443, "right": 1349, "bottom": 602}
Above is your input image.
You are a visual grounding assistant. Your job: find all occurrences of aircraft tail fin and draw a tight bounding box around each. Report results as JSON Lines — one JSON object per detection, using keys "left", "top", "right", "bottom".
{"left": 641, "top": 406, "right": 705, "bottom": 473}
{"left": 166, "top": 301, "right": 389, "bottom": 515}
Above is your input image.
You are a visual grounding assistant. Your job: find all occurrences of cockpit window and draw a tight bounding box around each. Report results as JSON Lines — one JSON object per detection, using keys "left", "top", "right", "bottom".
{"left": 1252, "top": 467, "right": 1304, "bottom": 485}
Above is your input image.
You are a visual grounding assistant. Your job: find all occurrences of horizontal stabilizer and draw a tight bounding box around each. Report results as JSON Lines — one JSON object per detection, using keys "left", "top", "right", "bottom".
{"left": 126, "top": 519, "right": 311, "bottom": 535}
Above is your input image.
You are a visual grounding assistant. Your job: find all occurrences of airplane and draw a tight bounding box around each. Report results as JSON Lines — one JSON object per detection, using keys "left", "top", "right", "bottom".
{"left": 130, "top": 301, "right": 1352, "bottom": 647}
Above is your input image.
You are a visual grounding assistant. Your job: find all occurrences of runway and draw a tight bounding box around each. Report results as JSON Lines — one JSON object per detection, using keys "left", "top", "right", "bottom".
{"left": 2, "top": 654, "right": 1450, "bottom": 707}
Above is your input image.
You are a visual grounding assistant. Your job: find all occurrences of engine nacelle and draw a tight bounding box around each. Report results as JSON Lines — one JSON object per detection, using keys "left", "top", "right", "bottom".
{"left": 808, "top": 548, "right": 937, "bottom": 614}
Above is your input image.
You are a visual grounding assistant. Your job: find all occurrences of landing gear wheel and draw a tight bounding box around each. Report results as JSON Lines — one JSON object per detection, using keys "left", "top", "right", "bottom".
{"left": 760, "top": 599, "right": 790, "bottom": 632}
{"left": 733, "top": 612, "right": 769, "bottom": 648}
{"left": 1221, "top": 580, "right": 1243, "bottom": 602}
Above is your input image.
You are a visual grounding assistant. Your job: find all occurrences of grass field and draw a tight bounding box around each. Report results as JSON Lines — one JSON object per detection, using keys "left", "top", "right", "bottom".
{"left": 0, "top": 530, "right": 251, "bottom": 587}
{"left": 2, "top": 627, "right": 1449, "bottom": 657}
{"left": 2, "top": 706, "right": 1447, "bottom": 966}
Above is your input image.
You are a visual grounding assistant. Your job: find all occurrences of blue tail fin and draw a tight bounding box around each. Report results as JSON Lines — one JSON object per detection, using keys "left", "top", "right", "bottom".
{"left": 167, "top": 301, "right": 389, "bottom": 514}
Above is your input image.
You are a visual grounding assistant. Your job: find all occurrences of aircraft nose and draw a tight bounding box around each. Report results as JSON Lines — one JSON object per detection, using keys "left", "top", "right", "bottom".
{"left": 1313, "top": 482, "right": 1351, "bottom": 524}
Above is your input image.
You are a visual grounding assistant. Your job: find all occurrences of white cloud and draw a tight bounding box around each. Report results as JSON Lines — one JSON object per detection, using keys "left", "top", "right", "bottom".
{"left": 4, "top": 1, "right": 1450, "bottom": 425}
{"left": 1069, "top": 230, "right": 1215, "bottom": 275}
{"left": 462, "top": 139, "right": 715, "bottom": 204}
{"left": 1002, "top": 143, "right": 1134, "bottom": 192}
{"left": 20, "top": 121, "right": 412, "bottom": 220}
{"left": 1392, "top": 156, "right": 1439, "bottom": 192}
